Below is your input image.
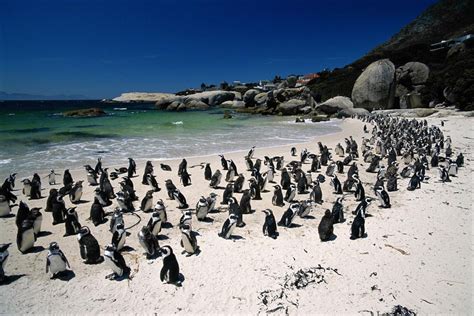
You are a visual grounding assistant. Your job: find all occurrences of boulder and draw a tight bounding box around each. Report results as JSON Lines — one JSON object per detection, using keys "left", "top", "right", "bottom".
{"left": 254, "top": 92, "right": 268, "bottom": 106}
{"left": 352, "top": 59, "right": 396, "bottom": 109}
{"left": 184, "top": 99, "right": 209, "bottom": 110}
{"left": 243, "top": 89, "right": 261, "bottom": 106}
{"left": 63, "top": 108, "right": 106, "bottom": 117}
{"left": 396, "top": 62, "right": 429, "bottom": 86}
{"left": 316, "top": 96, "right": 354, "bottom": 115}
{"left": 167, "top": 101, "right": 182, "bottom": 111}
{"left": 184, "top": 90, "right": 235, "bottom": 106}
{"left": 311, "top": 115, "right": 330, "bottom": 122}
{"left": 300, "top": 106, "right": 313, "bottom": 114}
{"left": 113, "top": 92, "right": 175, "bottom": 103}
{"left": 338, "top": 107, "right": 370, "bottom": 117}
{"left": 276, "top": 99, "right": 306, "bottom": 115}
{"left": 155, "top": 96, "right": 180, "bottom": 109}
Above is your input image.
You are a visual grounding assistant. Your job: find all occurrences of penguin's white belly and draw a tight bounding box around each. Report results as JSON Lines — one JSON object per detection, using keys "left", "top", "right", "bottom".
{"left": 151, "top": 222, "right": 162, "bottom": 236}
{"left": 48, "top": 254, "right": 67, "bottom": 274}
{"left": 20, "top": 229, "right": 35, "bottom": 253}
{"left": 225, "top": 223, "right": 236, "bottom": 239}
{"left": 196, "top": 206, "right": 208, "bottom": 220}
{"left": 33, "top": 215, "right": 42, "bottom": 235}
{"left": 117, "top": 234, "right": 126, "bottom": 251}
{"left": 87, "top": 174, "right": 97, "bottom": 185}
{"left": 105, "top": 256, "right": 123, "bottom": 276}
{"left": 23, "top": 184, "right": 31, "bottom": 197}
{"left": 71, "top": 188, "right": 82, "bottom": 202}
{"left": 144, "top": 200, "right": 152, "bottom": 211}
{"left": 182, "top": 234, "right": 195, "bottom": 253}
{"left": 48, "top": 175, "right": 56, "bottom": 185}
{"left": 139, "top": 239, "right": 151, "bottom": 254}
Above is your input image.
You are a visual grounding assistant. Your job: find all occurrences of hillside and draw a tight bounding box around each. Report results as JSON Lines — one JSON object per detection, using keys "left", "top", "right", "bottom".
{"left": 308, "top": 0, "right": 474, "bottom": 110}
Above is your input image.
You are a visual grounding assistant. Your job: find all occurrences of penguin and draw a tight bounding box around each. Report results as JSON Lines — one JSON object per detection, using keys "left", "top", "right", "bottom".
{"left": 225, "top": 162, "right": 236, "bottom": 182}
{"left": 300, "top": 148, "right": 308, "bottom": 163}
{"left": 100, "top": 171, "right": 115, "bottom": 199}
{"left": 330, "top": 174, "right": 343, "bottom": 194}
{"left": 195, "top": 196, "right": 209, "bottom": 221}
{"left": 104, "top": 244, "right": 130, "bottom": 280}
{"left": 246, "top": 145, "right": 256, "bottom": 159}
{"left": 310, "top": 156, "right": 320, "bottom": 172}
{"left": 431, "top": 153, "right": 439, "bottom": 168}
{"left": 180, "top": 224, "right": 199, "bottom": 256}
{"left": 233, "top": 174, "right": 245, "bottom": 193}
{"left": 179, "top": 210, "right": 193, "bottom": 230}
{"left": 448, "top": 162, "right": 458, "bottom": 176}
{"left": 407, "top": 173, "right": 422, "bottom": 191}
{"left": 219, "top": 155, "right": 228, "bottom": 170}
{"left": 173, "top": 189, "right": 189, "bottom": 209}
{"left": 180, "top": 169, "right": 192, "bottom": 187}
{"left": 94, "top": 187, "right": 111, "bottom": 206}
{"left": 290, "top": 147, "right": 297, "bottom": 156}
{"left": 254, "top": 159, "right": 262, "bottom": 172}
{"left": 265, "top": 165, "right": 275, "bottom": 183}
{"left": 90, "top": 198, "right": 106, "bottom": 226}
{"left": 272, "top": 185, "right": 285, "bottom": 207}
{"left": 78, "top": 226, "right": 102, "bottom": 264}
{"left": 239, "top": 189, "right": 252, "bottom": 214}
{"left": 69, "top": 181, "right": 84, "bottom": 204}
{"left": 335, "top": 143, "right": 344, "bottom": 157}
{"left": 146, "top": 212, "right": 162, "bottom": 237}
{"left": 221, "top": 183, "right": 233, "bottom": 205}
{"left": 218, "top": 213, "right": 238, "bottom": 239}
{"left": 387, "top": 174, "right": 398, "bottom": 192}
{"left": 146, "top": 174, "right": 161, "bottom": 192}
{"left": 350, "top": 200, "right": 368, "bottom": 240}
{"left": 29, "top": 177, "right": 41, "bottom": 200}
{"left": 274, "top": 156, "right": 284, "bottom": 170}
{"left": 209, "top": 170, "right": 222, "bottom": 188}
{"left": 298, "top": 200, "right": 313, "bottom": 218}
{"left": 331, "top": 197, "right": 344, "bottom": 224}
{"left": 160, "top": 246, "right": 181, "bottom": 286}
{"left": 245, "top": 157, "right": 254, "bottom": 171}
{"left": 85, "top": 165, "right": 98, "bottom": 186}
{"left": 336, "top": 161, "right": 344, "bottom": 174}
{"left": 142, "top": 161, "right": 154, "bottom": 185}
{"left": 110, "top": 208, "right": 124, "bottom": 234}
{"left": 262, "top": 209, "right": 278, "bottom": 239}
{"left": 325, "top": 162, "right": 336, "bottom": 177}
{"left": 374, "top": 186, "right": 391, "bottom": 208}
{"left": 95, "top": 158, "right": 103, "bottom": 175}
{"left": 165, "top": 179, "right": 177, "bottom": 199}
{"left": 228, "top": 197, "right": 245, "bottom": 227}
{"left": 116, "top": 191, "right": 134, "bottom": 212}
{"left": 46, "top": 242, "right": 70, "bottom": 279}
{"left": 22, "top": 179, "right": 32, "bottom": 197}
{"left": 249, "top": 178, "right": 262, "bottom": 200}
{"left": 63, "top": 207, "right": 81, "bottom": 237}
{"left": 121, "top": 177, "right": 137, "bottom": 200}
{"left": 52, "top": 194, "right": 67, "bottom": 225}
{"left": 141, "top": 190, "right": 154, "bottom": 213}
{"left": 111, "top": 223, "right": 126, "bottom": 251}
{"left": 207, "top": 192, "right": 218, "bottom": 213}
{"left": 310, "top": 181, "right": 323, "bottom": 204}
{"left": 16, "top": 201, "right": 31, "bottom": 228}
{"left": 278, "top": 203, "right": 299, "bottom": 227}
{"left": 17, "top": 218, "right": 36, "bottom": 253}
{"left": 297, "top": 174, "right": 307, "bottom": 194}
{"left": 318, "top": 210, "right": 334, "bottom": 241}
{"left": 154, "top": 199, "right": 168, "bottom": 224}
{"left": 63, "top": 169, "right": 74, "bottom": 187}
{"left": 46, "top": 170, "right": 60, "bottom": 185}
{"left": 0, "top": 243, "right": 10, "bottom": 283}
{"left": 284, "top": 183, "right": 297, "bottom": 203}
{"left": 178, "top": 159, "right": 187, "bottom": 176}
{"left": 128, "top": 158, "right": 137, "bottom": 178}
{"left": 456, "top": 153, "right": 464, "bottom": 167}
{"left": 160, "top": 163, "right": 172, "bottom": 172}
{"left": 354, "top": 176, "right": 365, "bottom": 201}
{"left": 0, "top": 194, "right": 11, "bottom": 217}
{"left": 438, "top": 166, "right": 451, "bottom": 183}
{"left": 138, "top": 226, "right": 160, "bottom": 259}
{"left": 204, "top": 163, "right": 212, "bottom": 180}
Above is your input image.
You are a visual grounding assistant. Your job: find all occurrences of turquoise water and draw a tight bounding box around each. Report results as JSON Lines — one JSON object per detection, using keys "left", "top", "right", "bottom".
{"left": 0, "top": 103, "right": 341, "bottom": 178}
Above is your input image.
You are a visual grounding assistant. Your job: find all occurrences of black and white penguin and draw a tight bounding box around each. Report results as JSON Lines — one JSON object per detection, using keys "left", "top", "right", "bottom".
{"left": 0, "top": 194, "right": 12, "bottom": 217}
{"left": 52, "top": 194, "right": 67, "bottom": 225}
{"left": 146, "top": 174, "right": 161, "bottom": 192}
{"left": 178, "top": 159, "right": 187, "bottom": 177}
{"left": 165, "top": 179, "right": 177, "bottom": 199}
{"left": 179, "top": 210, "right": 193, "bottom": 230}
{"left": 249, "top": 178, "right": 262, "bottom": 200}
{"left": 284, "top": 183, "right": 297, "bottom": 203}
{"left": 448, "top": 162, "right": 458, "bottom": 177}
{"left": 100, "top": 170, "right": 115, "bottom": 199}
{"left": 29, "top": 176, "right": 41, "bottom": 200}
{"left": 254, "top": 159, "right": 262, "bottom": 173}
{"left": 95, "top": 157, "right": 103, "bottom": 175}
{"left": 142, "top": 161, "right": 154, "bottom": 185}
{"left": 350, "top": 200, "right": 369, "bottom": 240}
{"left": 195, "top": 196, "right": 209, "bottom": 221}
{"left": 298, "top": 200, "right": 313, "bottom": 218}
{"left": 111, "top": 223, "right": 127, "bottom": 251}
{"left": 456, "top": 153, "right": 464, "bottom": 167}
{"left": 204, "top": 163, "right": 212, "bottom": 180}
{"left": 278, "top": 203, "right": 299, "bottom": 227}
{"left": 78, "top": 226, "right": 102, "bottom": 264}
{"left": 209, "top": 170, "right": 222, "bottom": 188}
{"left": 318, "top": 210, "right": 334, "bottom": 241}
{"left": 329, "top": 174, "right": 341, "bottom": 194}
{"left": 116, "top": 191, "right": 134, "bottom": 212}
{"left": 219, "top": 155, "right": 228, "bottom": 170}
{"left": 64, "top": 207, "right": 81, "bottom": 237}
{"left": 45, "top": 242, "right": 70, "bottom": 279}
{"left": 374, "top": 186, "right": 391, "bottom": 208}
{"left": 29, "top": 207, "right": 42, "bottom": 237}
{"left": 154, "top": 199, "right": 168, "bottom": 224}
{"left": 110, "top": 208, "right": 124, "bottom": 234}
{"left": 280, "top": 168, "right": 291, "bottom": 190}
{"left": 335, "top": 143, "right": 344, "bottom": 157}
{"left": 218, "top": 213, "right": 238, "bottom": 239}
{"left": 104, "top": 244, "right": 130, "bottom": 280}
{"left": 336, "top": 161, "right": 344, "bottom": 174}
{"left": 160, "top": 163, "right": 171, "bottom": 172}
{"left": 90, "top": 198, "right": 106, "bottom": 226}
{"left": 310, "top": 181, "right": 323, "bottom": 204}
{"left": 16, "top": 201, "right": 30, "bottom": 228}
{"left": 173, "top": 189, "right": 189, "bottom": 209}
{"left": 387, "top": 174, "right": 398, "bottom": 192}
{"left": 141, "top": 190, "right": 154, "bottom": 213}
{"left": 310, "top": 156, "right": 320, "bottom": 172}
{"left": 290, "top": 147, "right": 297, "bottom": 156}
{"left": 84, "top": 165, "right": 98, "bottom": 186}
{"left": 69, "top": 181, "right": 83, "bottom": 204}
{"left": 147, "top": 212, "right": 162, "bottom": 236}
{"left": 127, "top": 158, "right": 137, "bottom": 178}
{"left": 46, "top": 169, "right": 60, "bottom": 185}
{"left": 246, "top": 145, "right": 256, "bottom": 159}
{"left": 297, "top": 174, "right": 307, "bottom": 194}
{"left": 239, "top": 190, "right": 252, "bottom": 215}
{"left": 225, "top": 161, "right": 236, "bottom": 182}
{"left": 63, "top": 169, "right": 74, "bottom": 187}
{"left": 272, "top": 185, "right": 285, "bottom": 207}
{"left": 354, "top": 176, "right": 365, "bottom": 201}
{"left": 207, "top": 192, "right": 218, "bottom": 213}
{"left": 138, "top": 226, "right": 160, "bottom": 259}
{"left": 180, "top": 224, "right": 199, "bottom": 256}
{"left": 94, "top": 187, "right": 111, "bottom": 206}
{"left": 331, "top": 197, "right": 344, "bottom": 224}
{"left": 233, "top": 174, "right": 245, "bottom": 193}
{"left": 221, "top": 183, "right": 234, "bottom": 205}
{"left": 228, "top": 197, "right": 245, "bottom": 227}
{"left": 22, "top": 179, "right": 32, "bottom": 197}
{"left": 262, "top": 209, "right": 278, "bottom": 239}
{"left": 245, "top": 157, "right": 254, "bottom": 171}
{"left": 17, "top": 218, "right": 36, "bottom": 254}
{"left": 180, "top": 169, "right": 192, "bottom": 187}
{"left": 0, "top": 243, "right": 10, "bottom": 283}
{"left": 160, "top": 246, "right": 181, "bottom": 286}
{"left": 438, "top": 166, "right": 451, "bottom": 183}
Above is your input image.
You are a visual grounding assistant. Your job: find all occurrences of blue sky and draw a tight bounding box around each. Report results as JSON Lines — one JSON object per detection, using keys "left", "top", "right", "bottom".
{"left": 0, "top": 0, "right": 437, "bottom": 99}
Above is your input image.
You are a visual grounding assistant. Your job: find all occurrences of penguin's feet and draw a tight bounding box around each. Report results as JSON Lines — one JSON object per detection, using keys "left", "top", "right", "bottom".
{"left": 105, "top": 273, "right": 117, "bottom": 280}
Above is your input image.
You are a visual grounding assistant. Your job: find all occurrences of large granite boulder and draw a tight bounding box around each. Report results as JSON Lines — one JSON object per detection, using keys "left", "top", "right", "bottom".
{"left": 184, "top": 90, "right": 235, "bottom": 106}
{"left": 63, "top": 108, "right": 106, "bottom": 117}
{"left": 338, "top": 107, "right": 370, "bottom": 117}
{"left": 352, "top": 59, "right": 396, "bottom": 109}
{"left": 276, "top": 99, "right": 306, "bottom": 115}
{"left": 396, "top": 62, "right": 429, "bottom": 85}
{"left": 243, "top": 89, "right": 261, "bottom": 106}
{"left": 184, "top": 99, "right": 210, "bottom": 110}
{"left": 254, "top": 92, "right": 268, "bottom": 106}
{"left": 316, "top": 96, "right": 354, "bottom": 114}
{"left": 113, "top": 92, "right": 175, "bottom": 103}
{"left": 221, "top": 100, "right": 245, "bottom": 108}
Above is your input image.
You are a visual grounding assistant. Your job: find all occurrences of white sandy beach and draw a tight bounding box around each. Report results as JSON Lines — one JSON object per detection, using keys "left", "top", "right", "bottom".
{"left": 0, "top": 116, "right": 472, "bottom": 314}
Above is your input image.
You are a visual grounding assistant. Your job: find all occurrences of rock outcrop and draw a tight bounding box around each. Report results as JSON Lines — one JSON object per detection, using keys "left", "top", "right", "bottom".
{"left": 63, "top": 108, "right": 106, "bottom": 117}
{"left": 113, "top": 92, "right": 175, "bottom": 103}
{"left": 351, "top": 59, "right": 396, "bottom": 110}
{"left": 276, "top": 99, "right": 306, "bottom": 115}
{"left": 316, "top": 96, "right": 354, "bottom": 115}
{"left": 395, "top": 61, "right": 430, "bottom": 108}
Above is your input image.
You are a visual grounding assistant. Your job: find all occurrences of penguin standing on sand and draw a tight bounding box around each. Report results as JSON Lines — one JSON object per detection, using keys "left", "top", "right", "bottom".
{"left": 221, "top": 183, "right": 233, "bottom": 205}
{"left": 52, "top": 194, "right": 67, "bottom": 225}
{"left": 375, "top": 186, "right": 391, "bottom": 208}
{"left": 272, "top": 185, "right": 285, "bottom": 207}
{"left": 17, "top": 218, "right": 36, "bottom": 253}
{"left": 46, "top": 242, "right": 71, "bottom": 279}
{"left": 331, "top": 174, "right": 343, "bottom": 194}
{"left": 203, "top": 163, "right": 212, "bottom": 180}
{"left": 219, "top": 155, "right": 228, "bottom": 170}
{"left": 173, "top": 189, "right": 189, "bottom": 209}
{"left": 331, "top": 197, "right": 344, "bottom": 224}
{"left": 278, "top": 203, "right": 299, "bottom": 228}
{"left": 104, "top": 244, "right": 130, "bottom": 280}
{"left": 146, "top": 174, "right": 161, "bottom": 192}
{"left": 180, "top": 169, "right": 192, "bottom": 187}
{"left": 0, "top": 195, "right": 12, "bottom": 217}
{"left": 141, "top": 190, "right": 154, "bottom": 212}
{"left": 95, "top": 158, "right": 103, "bottom": 175}
{"left": 22, "top": 179, "right": 32, "bottom": 197}
{"left": 196, "top": 196, "right": 210, "bottom": 220}
{"left": 0, "top": 243, "right": 11, "bottom": 283}
{"left": 69, "top": 181, "right": 83, "bottom": 204}
{"left": 111, "top": 223, "right": 126, "bottom": 251}
{"left": 160, "top": 246, "right": 181, "bottom": 286}
{"left": 249, "top": 178, "right": 262, "bottom": 200}
{"left": 138, "top": 226, "right": 159, "bottom": 259}
{"left": 262, "top": 209, "right": 277, "bottom": 239}
{"left": 45, "top": 170, "right": 60, "bottom": 185}
{"left": 310, "top": 181, "right": 323, "bottom": 204}
{"left": 438, "top": 166, "right": 451, "bottom": 182}
{"left": 165, "top": 180, "right": 177, "bottom": 200}
{"left": 64, "top": 207, "right": 81, "bottom": 236}
{"left": 178, "top": 159, "right": 187, "bottom": 177}
{"left": 147, "top": 212, "right": 162, "bottom": 236}
{"left": 90, "top": 198, "right": 106, "bottom": 226}
{"left": 233, "top": 174, "right": 245, "bottom": 193}
{"left": 110, "top": 208, "right": 124, "bottom": 234}
{"left": 77, "top": 226, "right": 102, "bottom": 264}
{"left": 219, "top": 213, "right": 238, "bottom": 239}
{"left": 280, "top": 168, "right": 291, "bottom": 190}
{"left": 16, "top": 201, "right": 31, "bottom": 228}
{"left": 29, "top": 177, "right": 41, "bottom": 200}
{"left": 128, "top": 158, "right": 136, "bottom": 178}
{"left": 180, "top": 224, "right": 199, "bottom": 256}
{"left": 284, "top": 183, "right": 296, "bottom": 203}
{"left": 154, "top": 199, "right": 168, "bottom": 224}
{"left": 354, "top": 176, "right": 365, "bottom": 201}
{"left": 210, "top": 170, "right": 222, "bottom": 188}
{"left": 245, "top": 157, "right": 254, "bottom": 171}
{"left": 30, "top": 207, "right": 43, "bottom": 237}
{"left": 239, "top": 190, "right": 252, "bottom": 215}
{"left": 207, "top": 193, "right": 218, "bottom": 213}
{"left": 228, "top": 197, "right": 245, "bottom": 227}
{"left": 298, "top": 200, "right": 313, "bottom": 218}
{"left": 318, "top": 210, "right": 334, "bottom": 241}
{"left": 351, "top": 204, "right": 367, "bottom": 240}
{"left": 142, "top": 161, "right": 154, "bottom": 185}
{"left": 225, "top": 162, "right": 236, "bottom": 182}
{"left": 63, "top": 169, "right": 74, "bottom": 187}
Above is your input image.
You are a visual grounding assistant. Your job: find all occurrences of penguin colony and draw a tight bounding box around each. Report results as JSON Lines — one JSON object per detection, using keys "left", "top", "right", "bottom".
{"left": 0, "top": 115, "right": 465, "bottom": 287}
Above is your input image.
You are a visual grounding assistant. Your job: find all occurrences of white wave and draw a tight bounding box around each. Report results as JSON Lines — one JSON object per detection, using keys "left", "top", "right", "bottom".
{"left": 172, "top": 121, "right": 183, "bottom": 125}
{"left": 0, "top": 159, "right": 12, "bottom": 165}
{"left": 113, "top": 107, "right": 127, "bottom": 111}
{"left": 7, "top": 113, "right": 15, "bottom": 116}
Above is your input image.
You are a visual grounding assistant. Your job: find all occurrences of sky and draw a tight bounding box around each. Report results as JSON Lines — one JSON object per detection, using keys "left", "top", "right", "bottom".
{"left": 0, "top": 0, "right": 438, "bottom": 99}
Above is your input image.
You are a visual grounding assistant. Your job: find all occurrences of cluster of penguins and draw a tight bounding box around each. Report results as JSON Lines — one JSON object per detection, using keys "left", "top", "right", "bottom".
{"left": 0, "top": 114, "right": 464, "bottom": 287}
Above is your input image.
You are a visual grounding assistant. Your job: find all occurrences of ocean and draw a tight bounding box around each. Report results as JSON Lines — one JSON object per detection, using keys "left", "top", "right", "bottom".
{"left": 0, "top": 101, "right": 341, "bottom": 179}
